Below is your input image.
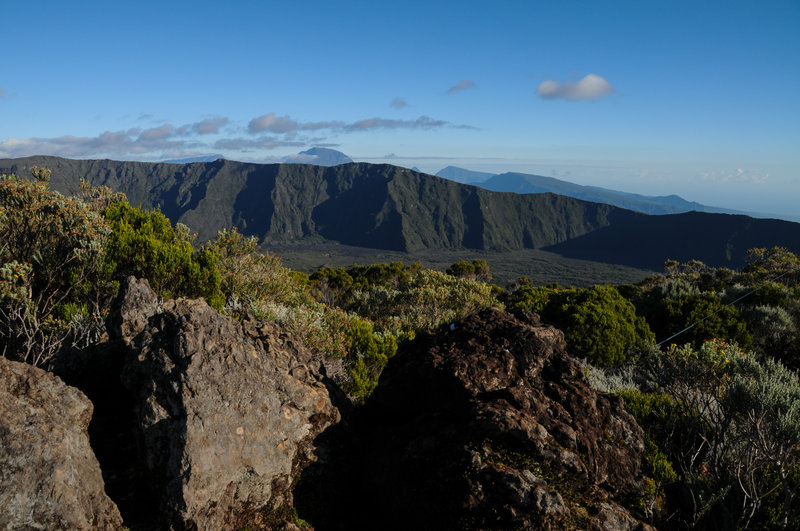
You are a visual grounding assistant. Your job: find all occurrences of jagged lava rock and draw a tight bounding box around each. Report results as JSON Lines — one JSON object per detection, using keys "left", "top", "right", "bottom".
{"left": 297, "top": 307, "right": 650, "bottom": 530}
{"left": 114, "top": 277, "right": 340, "bottom": 529}
{"left": 0, "top": 357, "right": 123, "bottom": 530}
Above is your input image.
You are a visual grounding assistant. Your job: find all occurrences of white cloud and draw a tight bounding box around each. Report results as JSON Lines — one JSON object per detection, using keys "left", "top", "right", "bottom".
{"left": 536, "top": 73, "right": 614, "bottom": 101}
{"left": 0, "top": 110, "right": 472, "bottom": 160}
{"left": 445, "top": 79, "right": 477, "bottom": 95}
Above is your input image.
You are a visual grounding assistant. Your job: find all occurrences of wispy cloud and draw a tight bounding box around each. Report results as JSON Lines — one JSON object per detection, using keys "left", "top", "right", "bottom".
{"left": 445, "top": 79, "right": 476, "bottom": 95}
{"left": 248, "top": 113, "right": 300, "bottom": 134}
{"left": 0, "top": 110, "right": 472, "bottom": 160}
{"left": 536, "top": 73, "right": 614, "bottom": 101}
{"left": 390, "top": 97, "right": 408, "bottom": 109}
{"left": 701, "top": 168, "right": 769, "bottom": 185}
{"left": 344, "top": 116, "right": 448, "bottom": 132}
{"left": 0, "top": 87, "right": 5, "bottom": 98}
{"left": 246, "top": 113, "right": 469, "bottom": 134}
{"left": 214, "top": 136, "right": 305, "bottom": 151}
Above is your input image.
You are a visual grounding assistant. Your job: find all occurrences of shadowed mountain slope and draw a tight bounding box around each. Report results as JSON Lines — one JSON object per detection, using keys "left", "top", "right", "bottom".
{"left": 2, "top": 156, "right": 798, "bottom": 270}
{"left": 0, "top": 156, "right": 628, "bottom": 253}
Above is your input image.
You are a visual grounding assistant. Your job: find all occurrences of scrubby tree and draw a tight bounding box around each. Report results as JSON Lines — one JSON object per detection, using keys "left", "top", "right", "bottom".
{"left": 641, "top": 340, "right": 800, "bottom": 529}
{"left": 0, "top": 173, "right": 110, "bottom": 365}
{"left": 102, "top": 202, "right": 223, "bottom": 308}
{"left": 446, "top": 258, "right": 492, "bottom": 282}
{"left": 507, "top": 282, "right": 654, "bottom": 367}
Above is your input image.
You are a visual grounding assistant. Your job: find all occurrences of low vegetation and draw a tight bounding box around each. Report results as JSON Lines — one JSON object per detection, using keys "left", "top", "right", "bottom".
{"left": 3, "top": 167, "right": 800, "bottom": 528}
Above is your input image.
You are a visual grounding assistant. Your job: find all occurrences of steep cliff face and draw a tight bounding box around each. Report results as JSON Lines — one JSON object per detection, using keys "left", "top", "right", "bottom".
{"left": 0, "top": 156, "right": 627, "bottom": 253}
{"left": 6, "top": 156, "right": 799, "bottom": 268}
{"left": 296, "top": 308, "right": 651, "bottom": 530}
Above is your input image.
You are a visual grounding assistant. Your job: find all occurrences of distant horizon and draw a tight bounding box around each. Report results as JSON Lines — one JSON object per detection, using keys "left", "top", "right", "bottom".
{"left": 3, "top": 1, "right": 797, "bottom": 220}
{"left": 7, "top": 151, "right": 798, "bottom": 223}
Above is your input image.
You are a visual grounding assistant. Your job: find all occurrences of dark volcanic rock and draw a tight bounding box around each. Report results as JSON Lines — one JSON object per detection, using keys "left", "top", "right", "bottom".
{"left": 112, "top": 277, "right": 340, "bottom": 529}
{"left": 297, "top": 308, "right": 650, "bottom": 530}
{"left": 0, "top": 357, "right": 123, "bottom": 530}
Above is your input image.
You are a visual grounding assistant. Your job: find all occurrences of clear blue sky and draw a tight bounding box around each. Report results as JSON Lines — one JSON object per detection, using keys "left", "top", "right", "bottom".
{"left": 2, "top": 1, "right": 798, "bottom": 217}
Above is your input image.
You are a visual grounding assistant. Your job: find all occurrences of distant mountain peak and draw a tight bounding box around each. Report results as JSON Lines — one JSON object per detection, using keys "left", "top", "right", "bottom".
{"left": 283, "top": 147, "right": 353, "bottom": 166}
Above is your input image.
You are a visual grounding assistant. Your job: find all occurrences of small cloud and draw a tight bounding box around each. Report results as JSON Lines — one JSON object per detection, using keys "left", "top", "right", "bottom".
{"left": 384, "top": 153, "right": 397, "bottom": 159}
{"left": 390, "top": 97, "right": 408, "bottom": 109}
{"left": 192, "top": 117, "right": 229, "bottom": 135}
{"left": 248, "top": 112, "right": 299, "bottom": 134}
{"left": 138, "top": 124, "right": 174, "bottom": 141}
{"left": 445, "top": 79, "right": 477, "bottom": 95}
{"left": 0, "top": 87, "right": 5, "bottom": 98}
{"left": 536, "top": 73, "right": 614, "bottom": 101}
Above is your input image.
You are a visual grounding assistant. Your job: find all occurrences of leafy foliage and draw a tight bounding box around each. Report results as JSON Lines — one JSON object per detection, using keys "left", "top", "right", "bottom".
{"left": 635, "top": 340, "right": 800, "bottom": 529}
{"left": 0, "top": 174, "right": 110, "bottom": 365}
{"left": 506, "top": 282, "right": 654, "bottom": 367}
{"left": 445, "top": 258, "right": 492, "bottom": 282}
{"left": 102, "top": 201, "right": 223, "bottom": 308}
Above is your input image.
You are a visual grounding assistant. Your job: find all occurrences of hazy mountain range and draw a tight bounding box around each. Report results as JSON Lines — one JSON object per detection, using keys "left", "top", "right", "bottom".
{"left": 2, "top": 155, "right": 798, "bottom": 271}
{"left": 434, "top": 166, "right": 778, "bottom": 219}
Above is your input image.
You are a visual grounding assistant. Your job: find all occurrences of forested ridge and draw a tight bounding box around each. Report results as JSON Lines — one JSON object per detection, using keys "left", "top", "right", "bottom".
{"left": 3, "top": 155, "right": 800, "bottom": 270}
{"left": 2, "top": 168, "right": 800, "bottom": 529}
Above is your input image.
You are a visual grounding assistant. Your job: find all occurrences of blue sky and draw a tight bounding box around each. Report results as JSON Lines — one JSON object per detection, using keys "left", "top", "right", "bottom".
{"left": 2, "top": 1, "right": 798, "bottom": 217}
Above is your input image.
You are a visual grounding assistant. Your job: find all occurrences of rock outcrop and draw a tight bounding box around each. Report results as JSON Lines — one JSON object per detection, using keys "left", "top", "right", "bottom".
{"left": 109, "top": 277, "right": 341, "bottom": 529}
{"left": 296, "top": 308, "right": 651, "bottom": 530}
{"left": 0, "top": 357, "right": 123, "bottom": 530}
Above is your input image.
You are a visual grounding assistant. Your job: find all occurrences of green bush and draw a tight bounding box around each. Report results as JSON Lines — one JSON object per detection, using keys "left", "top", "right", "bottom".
{"left": 102, "top": 202, "right": 223, "bottom": 308}
{"left": 349, "top": 268, "right": 500, "bottom": 335}
{"left": 541, "top": 286, "right": 654, "bottom": 367}
{"left": 645, "top": 293, "right": 752, "bottom": 348}
{"left": 343, "top": 318, "right": 398, "bottom": 401}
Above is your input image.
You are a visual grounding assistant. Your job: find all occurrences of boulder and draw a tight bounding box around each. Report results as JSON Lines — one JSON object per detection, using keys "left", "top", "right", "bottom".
{"left": 296, "top": 308, "right": 651, "bottom": 530}
{"left": 0, "top": 356, "right": 123, "bottom": 530}
{"left": 113, "top": 277, "right": 340, "bottom": 529}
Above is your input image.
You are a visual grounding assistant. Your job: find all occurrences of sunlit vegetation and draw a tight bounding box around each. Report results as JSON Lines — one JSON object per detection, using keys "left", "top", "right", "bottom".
{"left": 3, "top": 167, "right": 800, "bottom": 528}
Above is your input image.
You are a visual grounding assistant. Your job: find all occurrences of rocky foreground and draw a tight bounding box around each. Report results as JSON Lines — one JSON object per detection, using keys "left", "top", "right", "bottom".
{"left": 1, "top": 278, "right": 652, "bottom": 530}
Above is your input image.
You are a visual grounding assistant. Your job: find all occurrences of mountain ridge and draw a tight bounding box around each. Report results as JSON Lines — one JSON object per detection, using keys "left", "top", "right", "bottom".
{"left": 2, "top": 155, "right": 799, "bottom": 271}
{"left": 436, "top": 166, "right": 766, "bottom": 219}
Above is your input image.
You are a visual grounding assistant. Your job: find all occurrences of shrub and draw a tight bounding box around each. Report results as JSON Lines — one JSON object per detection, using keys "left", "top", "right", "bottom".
{"left": 541, "top": 286, "right": 654, "bottom": 367}
{"left": 0, "top": 174, "right": 110, "bottom": 365}
{"left": 102, "top": 202, "right": 223, "bottom": 308}
{"left": 349, "top": 268, "right": 500, "bottom": 335}
{"left": 646, "top": 293, "right": 752, "bottom": 348}
{"left": 446, "top": 259, "right": 492, "bottom": 282}
{"left": 643, "top": 340, "right": 800, "bottom": 528}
